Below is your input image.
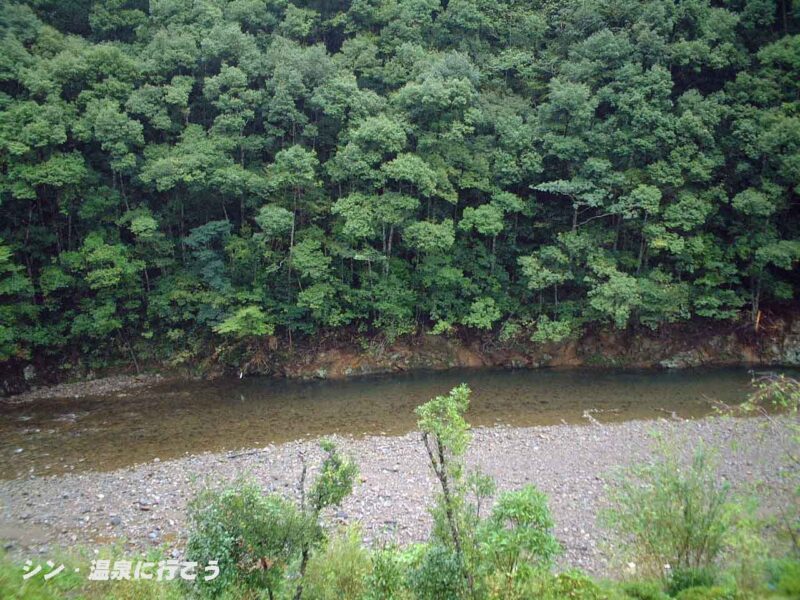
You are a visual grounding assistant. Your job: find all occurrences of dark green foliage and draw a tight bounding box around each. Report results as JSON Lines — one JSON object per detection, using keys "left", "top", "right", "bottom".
{"left": 363, "top": 547, "right": 409, "bottom": 600}
{"left": 408, "top": 545, "right": 468, "bottom": 600}
{"left": 186, "top": 480, "right": 313, "bottom": 598}
{"left": 673, "top": 587, "right": 734, "bottom": 600}
{"left": 769, "top": 558, "right": 800, "bottom": 597}
{"left": 185, "top": 439, "right": 357, "bottom": 600}
{"left": 619, "top": 581, "right": 670, "bottom": 600}
{"left": 0, "top": 0, "right": 798, "bottom": 371}
{"left": 667, "top": 568, "right": 716, "bottom": 597}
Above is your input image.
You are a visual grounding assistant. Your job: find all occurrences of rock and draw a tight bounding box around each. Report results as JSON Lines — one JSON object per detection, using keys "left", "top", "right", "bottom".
{"left": 23, "top": 364, "right": 37, "bottom": 382}
{"left": 109, "top": 516, "right": 122, "bottom": 526}
{"left": 660, "top": 349, "right": 704, "bottom": 369}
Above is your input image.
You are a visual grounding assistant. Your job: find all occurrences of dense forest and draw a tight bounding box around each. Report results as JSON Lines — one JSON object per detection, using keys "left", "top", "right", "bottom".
{"left": 0, "top": 0, "right": 799, "bottom": 371}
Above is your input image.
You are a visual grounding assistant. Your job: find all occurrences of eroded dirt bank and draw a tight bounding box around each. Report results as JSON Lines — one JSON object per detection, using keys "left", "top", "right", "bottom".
{"left": 275, "top": 314, "right": 800, "bottom": 380}
{"left": 5, "top": 313, "right": 800, "bottom": 401}
{"left": 0, "top": 416, "right": 794, "bottom": 576}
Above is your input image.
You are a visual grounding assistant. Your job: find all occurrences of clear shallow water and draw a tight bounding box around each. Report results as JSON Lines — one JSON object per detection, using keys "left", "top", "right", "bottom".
{"left": 0, "top": 367, "right": 776, "bottom": 479}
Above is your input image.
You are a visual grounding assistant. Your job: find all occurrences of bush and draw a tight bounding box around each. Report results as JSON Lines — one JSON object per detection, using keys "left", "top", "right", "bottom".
{"left": 478, "top": 484, "right": 560, "bottom": 580}
{"left": 618, "top": 580, "right": 670, "bottom": 600}
{"left": 186, "top": 440, "right": 357, "bottom": 599}
{"left": 673, "top": 586, "right": 734, "bottom": 600}
{"left": 302, "top": 527, "right": 371, "bottom": 600}
{"left": 768, "top": 558, "right": 800, "bottom": 597}
{"left": 666, "top": 568, "right": 716, "bottom": 596}
{"left": 603, "top": 445, "right": 736, "bottom": 578}
{"left": 408, "top": 545, "right": 468, "bottom": 600}
{"left": 364, "top": 547, "right": 411, "bottom": 600}
{"left": 185, "top": 480, "right": 313, "bottom": 598}
{"left": 528, "top": 571, "right": 610, "bottom": 600}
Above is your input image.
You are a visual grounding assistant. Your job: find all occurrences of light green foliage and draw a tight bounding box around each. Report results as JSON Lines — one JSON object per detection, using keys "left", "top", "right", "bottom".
{"left": 302, "top": 527, "right": 371, "bottom": 600}
{"left": 479, "top": 485, "right": 560, "bottom": 579}
{"left": 308, "top": 439, "right": 359, "bottom": 513}
{"left": 403, "top": 219, "right": 455, "bottom": 255}
{"left": 603, "top": 446, "right": 738, "bottom": 579}
{"left": 415, "top": 383, "right": 471, "bottom": 460}
{"left": 462, "top": 297, "right": 501, "bottom": 331}
{"left": 531, "top": 316, "right": 575, "bottom": 344}
{"left": 588, "top": 262, "right": 642, "bottom": 329}
{"left": 256, "top": 204, "right": 295, "bottom": 237}
{"left": 214, "top": 305, "right": 274, "bottom": 338}
{"left": 520, "top": 571, "right": 611, "bottom": 600}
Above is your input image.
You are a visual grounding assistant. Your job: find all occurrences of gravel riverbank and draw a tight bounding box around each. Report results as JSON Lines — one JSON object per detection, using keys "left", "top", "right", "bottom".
{"left": 0, "top": 416, "right": 794, "bottom": 576}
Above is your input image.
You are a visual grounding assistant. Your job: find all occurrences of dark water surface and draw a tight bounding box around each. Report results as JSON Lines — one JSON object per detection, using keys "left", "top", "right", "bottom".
{"left": 0, "top": 367, "right": 775, "bottom": 479}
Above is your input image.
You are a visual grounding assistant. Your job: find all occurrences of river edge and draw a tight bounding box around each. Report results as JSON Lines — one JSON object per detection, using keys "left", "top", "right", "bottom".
{"left": 4, "top": 311, "right": 800, "bottom": 401}
{"left": 0, "top": 415, "right": 794, "bottom": 576}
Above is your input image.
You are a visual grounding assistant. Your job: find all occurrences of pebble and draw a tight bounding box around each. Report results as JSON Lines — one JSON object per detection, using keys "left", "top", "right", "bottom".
{"left": 0, "top": 415, "right": 792, "bottom": 577}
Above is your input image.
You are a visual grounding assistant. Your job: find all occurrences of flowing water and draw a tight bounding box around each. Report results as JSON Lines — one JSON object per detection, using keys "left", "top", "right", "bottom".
{"left": 0, "top": 367, "right": 779, "bottom": 479}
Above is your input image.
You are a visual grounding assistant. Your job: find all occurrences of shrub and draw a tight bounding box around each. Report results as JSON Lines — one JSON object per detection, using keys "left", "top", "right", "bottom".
{"left": 408, "top": 545, "right": 468, "bottom": 600}
{"left": 673, "top": 586, "right": 734, "bottom": 600}
{"left": 618, "top": 580, "right": 670, "bottom": 600}
{"left": 666, "top": 568, "right": 716, "bottom": 596}
{"left": 415, "top": 385, "right": 476, "bottom": 580}
{"left": 768, "top": 558, "right": 800, "bottom": 597}
{"left": 478, "top": 484, "right": 560, "bottom": 580}
{"left": 186, "top": 440, "right": 357, "bottom": 599}
{"left": 294, "top": 439, "right": 359, "bottom": 598}
{"left": 529, "top": 571, "right": 610, "bottom": 600}
{"left": 603, "top": 445, "right": 736, "bottom": 578}
{"left": 185, "top": 480, "right": 313, "bottom": 598}
{"left": 302, "top": 527, "right": 371, "bottom": 600}
{"left": 363, "top": 547, "right": 411, "bottom": 600}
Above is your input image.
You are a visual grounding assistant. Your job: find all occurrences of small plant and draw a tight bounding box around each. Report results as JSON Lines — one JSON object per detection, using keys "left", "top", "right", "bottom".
{"left": 294, "top": 439, "right": 359, "bottom": 600}
{"left": 618, "top": 580, "right": 670, "bottom": 600}
{"left": 408, "top": 544, "right": 468, "bottom": 600}
{"left": 301, "top": 526, "right": 371, "bottom": 600}
{"left": 524, "top": 570, "right": 609, "bottom": 600}
{"left": 478, "top": 485, "right": 560, "bottom": 581}
{"left": 363, "top": 546, "right": 411, "bottom": 600}
{"left": 603, "top": 445, "right": 736, "bottom": 579}
{"left": 414, "top": 384, "right": 473, "bottom": 564}
{"left": 666, "top": 567, "right": 716, "bottom": 596}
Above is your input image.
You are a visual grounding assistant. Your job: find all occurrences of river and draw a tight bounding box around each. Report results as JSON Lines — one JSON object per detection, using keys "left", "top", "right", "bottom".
{"left": 0, "top": 366, "right": 776, "bottom": 479}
